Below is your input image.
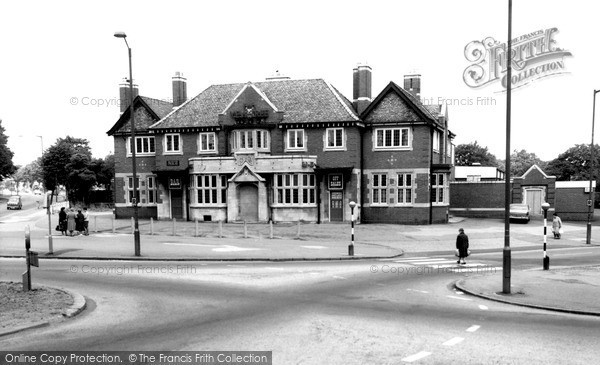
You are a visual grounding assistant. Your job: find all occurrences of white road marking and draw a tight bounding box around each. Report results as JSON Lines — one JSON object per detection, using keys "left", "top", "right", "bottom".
{"left": 442, "top": 337, "right": 465, "bottom": 346}
{"left": 447, "top": 295, "right": 473, "bottom": 301}
{"left": 402, "top": 351, "right": 432, "bottom": 363}
{"left": 300, "top": 245, "right": 327, "bottom": 249}
{"left": 226, "top": 264, "right": 247, "bottom": 268}
{"left": 406, "top": 289, "right": 430, "bottom": 294}
{"left": 164, "top": 242, "right": 219, "bottom": 247}
{"left": 264, "top": 267, "right": 285, "bottom": 271}
{"left": 466, "top": 325, "right": 481, "bottom": 332}
{"left": 478, "top": 305, "right": 489, "bottom": 311}
{"left": 333, "top": 275, "right": 347, "bottom": 280}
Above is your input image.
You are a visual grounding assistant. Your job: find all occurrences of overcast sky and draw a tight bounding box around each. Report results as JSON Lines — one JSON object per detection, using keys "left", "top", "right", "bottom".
{"left": 1, "top": 0, "right": 597, "bottom": 166}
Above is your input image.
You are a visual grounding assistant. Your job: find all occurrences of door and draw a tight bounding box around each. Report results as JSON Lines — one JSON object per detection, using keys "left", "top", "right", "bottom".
{"left": 330, "top": 191, "right": 343, "bottom": 222}
{"left": 525, "top": 189, "right": 543, "bottom": 215}
{"left": 239, "top": 184, "right": 259, "bottom": 221}
{"left": 171, "top": 189, "right": 184, "bottom": 219}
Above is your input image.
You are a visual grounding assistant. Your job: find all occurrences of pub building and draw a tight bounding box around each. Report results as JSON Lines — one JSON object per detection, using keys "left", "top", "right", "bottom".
{"left": 107, "top": 67, "right": 454, "bottom": 224}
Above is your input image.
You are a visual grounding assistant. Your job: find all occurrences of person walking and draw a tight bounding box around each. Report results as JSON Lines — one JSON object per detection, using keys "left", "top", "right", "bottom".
{"left": 552, "top": 213, "right": 563, "bottom": 239}
{"left": 456, "top": 228, "right": 469, "bottom": 265}
{"left": 58, "top": 207, "right": 67, "bottom": 236}
{"left": 82, "top": 208, "right": 90, "bottom": 236}
{"left": 66, "top": 208, "right": 77, "bottom": 237}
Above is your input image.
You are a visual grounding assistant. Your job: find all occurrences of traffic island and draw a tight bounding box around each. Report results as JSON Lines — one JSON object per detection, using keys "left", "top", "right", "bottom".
{"left": 0, "top": 281, "right": 86, "bottom": 337}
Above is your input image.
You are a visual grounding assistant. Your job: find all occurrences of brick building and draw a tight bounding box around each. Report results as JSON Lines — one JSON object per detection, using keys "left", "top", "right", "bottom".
{"left": 107, "top": 67, "right": 454, "bottom": 224}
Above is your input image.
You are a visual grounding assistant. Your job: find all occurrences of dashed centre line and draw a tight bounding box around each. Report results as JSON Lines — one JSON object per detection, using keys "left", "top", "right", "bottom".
{"left": 401, "top": 351, "right": 432, "bottom": 363}
{"left": 447, "top": 295, "right": 473, "bottom": 301}
{"left": 466, "top": 325, "right": 481, "bottom": 332}
{"left": 442, "top": 337, "right": 465, "bottom": 346}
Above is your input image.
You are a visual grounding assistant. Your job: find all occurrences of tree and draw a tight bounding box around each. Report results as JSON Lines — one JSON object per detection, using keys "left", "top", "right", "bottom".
{"left": 546, "top": 144, "right": 600, "bottom": 183}
{"left": 509, "top": 149, "right": 547, "bottom": 177}
{"left": 12, "top": 159, "right": 43, "bottom": 188}
{"left": 0, "top": 119, "right": 17, "bottom": 181}
{"left": 454, "top": 141, "right": 498, "bottom": 166}
{"left": 41, "top": 136, "right": 94, "bottom": 203}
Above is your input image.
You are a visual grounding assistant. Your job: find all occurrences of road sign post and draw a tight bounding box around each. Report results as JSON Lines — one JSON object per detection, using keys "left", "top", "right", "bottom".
{"left": 46, "top": 192, "right": 53, "bottom": 254}
{"left": 23, "top": 226, "right": 32, "bottom": 292}
{"left": 542, "top": 202, "right": 550, "bottom": 270}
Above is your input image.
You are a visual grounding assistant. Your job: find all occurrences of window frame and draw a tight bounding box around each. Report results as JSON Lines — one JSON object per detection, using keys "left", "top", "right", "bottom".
{"left": 231, "top": 129, "right": 270, "bottom": 152}
{"left": 373, "top": 127, "right": 411, "bottom": 150}
{"left": 324, "top": 127, "right": 345, "bottom": 151}
{"left": 397, "top": 173, "right": 414, "bottom": 205}
{"left": 371, "top": 173, "right": 388, "bottom": 206}
{"left": 192, "top": 174, "right": 227, "bottom": 206}
{"left": 286, "top": 129, "right": 306, "bottom": 151}
{"left": 127, "top": 136, "right": 156, "bottom": 157}
{"left": 164, "top": 133, "right": 182, "bottom": 155}
{"left": 431, "top": 173, "right": 449, "bottom": 205}
{"left": 198, "top": 132, "right": 217, "bottom": 154}
{"left": 273, "top": 173, "right": 316, "bottom": 206}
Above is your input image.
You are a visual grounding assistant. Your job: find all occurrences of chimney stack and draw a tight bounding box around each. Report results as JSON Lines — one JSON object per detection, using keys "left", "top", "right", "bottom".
{"left": 172, "top": 72, "right": 187, "bottom": 108}
{"left": 403, "top": 74, "right": 421, "bottom": 99}
{"left": 352, "top": 64, "right": 372, "bottom": 115}
{"left": 119, "top": 77, "right": 139, "bottom": 114}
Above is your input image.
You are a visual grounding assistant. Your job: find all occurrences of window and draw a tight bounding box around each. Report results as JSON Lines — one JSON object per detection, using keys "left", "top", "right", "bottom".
{"left": 194, "top": 174, "right": 227, "bottom": 205}
{"left": 431, "top": 173, "right": 448, "bottom": 204}
{"left": 397, "top": 173, "right": 414, "bottom": 205}
{"left": 287, "top": 129, "right": 305, "bottom": 150}
{"left": 147, "top": 176, "right": 157, "bottom": 204}
{"left": 374, "top": 128, "right": 411, "bottom": 149}
{"left": 126, "top": 177, "right": 140, "bottom": 205}
{"left": 231, "top": 130, "right": 270, "bottom": 152}
{"left": 433, "top": 130, "right": 441, "bottom": 152}
{"left": 128, "top": 136, "right": 155, "bottom": 156}
{"left": 274, "top": 173, "right": 316, "bottom": 206}
{"left": 325, "top": 128, "right": 344, "bottom": 149}
{"left": 164, "top": 134, "right": 181, "bottom": 154}
{"left": 371, "top": 173, "right": 388, "bottom": 205}
{"left": 199, "top": 132, "right": 216, "bottom": 153}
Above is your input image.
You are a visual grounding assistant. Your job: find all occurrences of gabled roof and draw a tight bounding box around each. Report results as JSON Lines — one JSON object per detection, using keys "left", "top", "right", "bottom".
{"left": 149, "top": 79, "right": 360, "bottom": 130}
{"left": 361, "top": 81, "right": 440, "bottom": 126}
{"left": 107, "top": 96, "right": 173, "bottom": 136}
{"left": 519, "top": 164, "right": 556, "bottom": 179}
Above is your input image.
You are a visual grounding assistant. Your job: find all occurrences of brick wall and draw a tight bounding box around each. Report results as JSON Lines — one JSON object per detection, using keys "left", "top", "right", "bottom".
{"left": 450, "top": 181, "right": 505, "bottom": 218}
{"left": 555, "top": 187, "right": 592, "bottom": 220}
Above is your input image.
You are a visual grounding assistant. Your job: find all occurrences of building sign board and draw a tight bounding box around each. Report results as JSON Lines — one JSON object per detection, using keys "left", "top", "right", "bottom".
{"left": 328, "top": 174, "right": 343, "bottom": 190}
{"left": 166, "top": 160, "right": 180, "bottom": 166}
{"left": 169, "top": 178, "right": 182, "bottom": 189}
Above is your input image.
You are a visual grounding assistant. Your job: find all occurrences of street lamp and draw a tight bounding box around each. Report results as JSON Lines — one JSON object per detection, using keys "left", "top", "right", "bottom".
{"left": 349, "top": 201, "right": 356, "bottom": 256}
{"left": 587, "top": 90, "right": 599, "bottom": 245}
{"left": 502, "top": 0, "right": 513, "bottom": 294}
{"left": 36, "top": 135, "right": 43, "bottom": 156}
{"left": 114, "top": 31, "right": 141, "bottom": 256}
{"left": 542, "top": 202, "right": 550, "bottom": 270}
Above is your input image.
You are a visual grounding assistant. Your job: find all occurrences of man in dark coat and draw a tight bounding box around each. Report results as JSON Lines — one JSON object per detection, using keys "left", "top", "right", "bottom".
{"left": 456, "top": 228, "right": 469, "bottom": 265}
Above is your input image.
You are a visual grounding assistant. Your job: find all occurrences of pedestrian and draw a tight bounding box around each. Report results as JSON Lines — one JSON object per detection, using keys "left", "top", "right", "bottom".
{"left": 67, "top": 208, "right": 77, "bottom": 236}
{"left": 76, "top": 209, "right": 84, "bottom": 235}
{"left": 58, "top": 207, "right": 67, "bottom": 236}
{"left": 552, "top": 213, "right": 563, "bottom": 239}
{"left": 456, "top": 228, "right": 469, "bottom": 265}
{"left": 82, "top": 208, "right": 89, "bottom": 236}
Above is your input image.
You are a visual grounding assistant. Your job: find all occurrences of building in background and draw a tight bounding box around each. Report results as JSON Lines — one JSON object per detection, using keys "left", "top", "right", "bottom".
{"left": 107, "top": 67, "right": 454, "bottom": 224}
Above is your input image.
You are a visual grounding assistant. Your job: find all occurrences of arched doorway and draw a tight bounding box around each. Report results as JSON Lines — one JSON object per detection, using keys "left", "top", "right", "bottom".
{"left": 238, "top": 183, "right": 259, "bottom": 221}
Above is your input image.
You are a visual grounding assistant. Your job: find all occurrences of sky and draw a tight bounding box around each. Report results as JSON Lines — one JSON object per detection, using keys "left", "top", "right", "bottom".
{"left": 1, "top": 0, "right": 598, "bottom": 167}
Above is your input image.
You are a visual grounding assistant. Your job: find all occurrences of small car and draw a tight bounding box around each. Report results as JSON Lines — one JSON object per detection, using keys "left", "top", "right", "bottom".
{"left": 509, "top": 203, "right": 530, "bottom": 223}
{"left": 7, "top": 195, "right": 23, "bottom": 210}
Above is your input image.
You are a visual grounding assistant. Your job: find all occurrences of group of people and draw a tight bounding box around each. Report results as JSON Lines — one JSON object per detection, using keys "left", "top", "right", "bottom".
{"left": 58, "top": 207, "right": 89, "bottom": 236}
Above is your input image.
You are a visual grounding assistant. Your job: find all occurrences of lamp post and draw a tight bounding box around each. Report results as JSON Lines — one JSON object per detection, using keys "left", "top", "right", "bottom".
{"left": 36, "top": 135, "right": 43, "bottom": 156}
{"left": 587, "top": 90, "right": 599, "bottom": 245}
{"left": 114, "top": 31, "right": 141, "bottom": 256}
{"left": 542, "top": 202, "right": 550, "bottom": 270}
{"left": 349, "top": 201, "right": 356, "bottom": 256}
{"left": 502, "top": 0, "right": 513, "bottom": 294}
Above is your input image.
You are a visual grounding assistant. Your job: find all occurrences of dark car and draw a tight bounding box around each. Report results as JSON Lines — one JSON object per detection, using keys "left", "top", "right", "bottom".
{"left": 7, "top": 196, "right": 22, "bottom": 210}
{"left": 509, "top": 203, "right": 530, "bottom": 223}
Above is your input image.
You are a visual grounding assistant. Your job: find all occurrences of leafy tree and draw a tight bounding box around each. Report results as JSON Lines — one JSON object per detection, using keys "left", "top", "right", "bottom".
{"left": 41, "top": 136, "right": 94, "bottom": 203}
{"left": 454, "top": 141, "right": 498, "bottom": 166}
{"left": 509, "top": 149, "right": 547, "bottom": 177}
{"left": 0, "top": 119, "right": 17, "bottom": 181}
{"left": 91, "top": 154, "right": 115, "bottom": 191}
{"left": 546, "top": 144, "right": 600, "bottom": 183}
{"left": 12, "top": 159, "right": 43, "bottom": 188}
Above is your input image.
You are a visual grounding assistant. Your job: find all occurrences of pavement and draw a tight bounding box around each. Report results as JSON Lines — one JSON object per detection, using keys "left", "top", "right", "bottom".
{"left": 2, "top": 210, "right": 600, "bottom": 317}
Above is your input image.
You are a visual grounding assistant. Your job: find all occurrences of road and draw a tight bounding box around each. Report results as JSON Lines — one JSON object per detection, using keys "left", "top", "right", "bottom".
{"left": 1, "top": 249, "right": 600, "bottom": 364}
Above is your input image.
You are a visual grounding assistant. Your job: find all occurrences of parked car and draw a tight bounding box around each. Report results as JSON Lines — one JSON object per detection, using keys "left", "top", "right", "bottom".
{"left": 509, "top": 203, "right": 530, "bottom": 223}
{"left": 7, "top": 195, "right": 22, "bottom": 210}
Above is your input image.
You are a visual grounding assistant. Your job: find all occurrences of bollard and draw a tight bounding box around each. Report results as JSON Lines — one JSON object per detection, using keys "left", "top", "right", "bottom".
{"left": 349, "top": 201, "right": 356, "bottom": 256}
{"left": 244, "top": 220, "right": 248, "bottom": 238}
{"left": 269, "top": 221, "right": 274, "bottom": 239}
{"left": 94, "top": 216, "right": 98, "bottom": 233}
{"left": 219, "top": 221, "right": 223, "bottom": 238}
{"left": 172, "top": 218, "right": 176, "bottom": 236}
{"left": 150, "top": 217, "right": 154, "bottom": 235}
{"left": 296, "top": 221, "right": 301, "bottom": 239}
{"left": 542, "top": 203, "right": 550, "bottom": 270}
{"left": 112, "top": 216, "right": 115, "bottom": 234}
{"left": 195, "top": 218, "right": 199, "bottom": 237}
{"left": 131, "top": 217, "right": 134, "bottom": 234}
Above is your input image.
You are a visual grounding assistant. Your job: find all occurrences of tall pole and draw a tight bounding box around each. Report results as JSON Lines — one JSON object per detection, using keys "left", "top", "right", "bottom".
{"left": 587, "top": 90, "right": 599, "bottom": 245}
{"left": 115, "top": 32, "right": 141, "bottom": 256}
{"left": 502, "top": 0, "right": 513, "bottom": 294}
{"left": 542, "top": 203, "right": 550, "bottom": 270}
